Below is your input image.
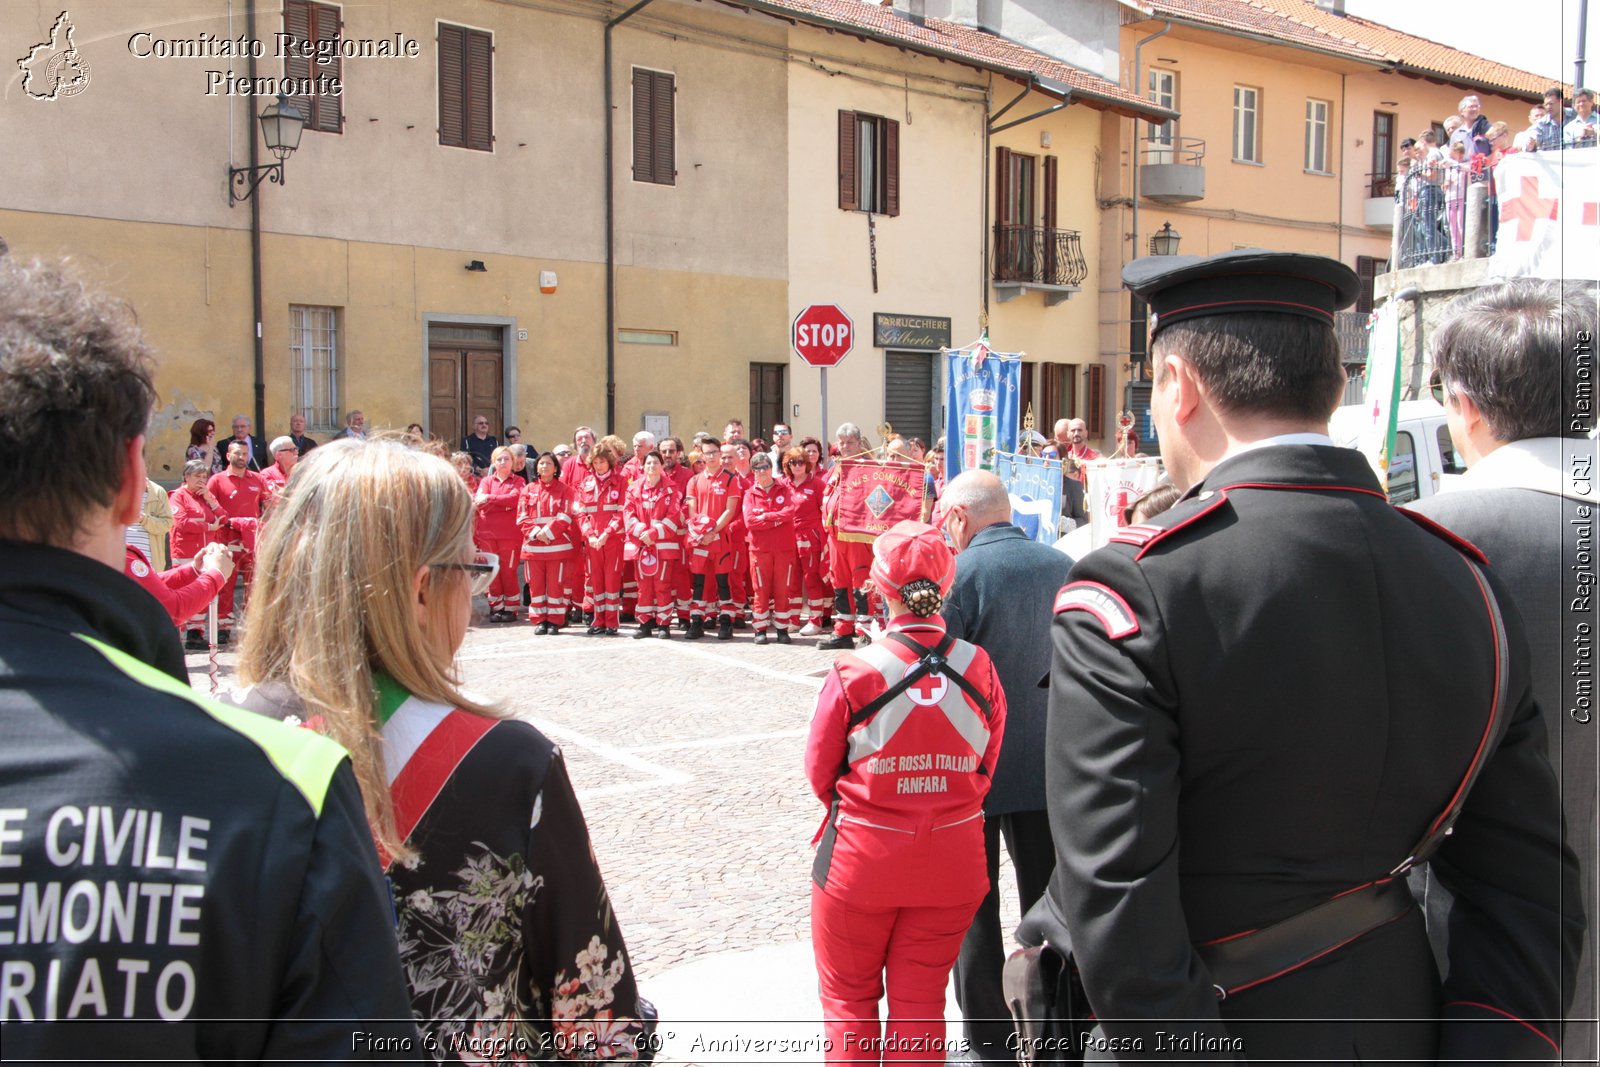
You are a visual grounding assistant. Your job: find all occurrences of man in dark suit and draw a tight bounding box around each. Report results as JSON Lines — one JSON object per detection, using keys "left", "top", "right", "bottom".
{"left": 1412, "top": 279, "right": 1597, "bottom": 1059}
{"left": 938, "top": 469, "right": 1072, "bottom": 1066}
{"left": 224, "top": 413, "right": 270, "bottom": 473}
{"left": 1021, "top": 250, "right": 1580, "bottom": 1060}
{"left": 287, "top": 412, "right": 318, "bottom": 456}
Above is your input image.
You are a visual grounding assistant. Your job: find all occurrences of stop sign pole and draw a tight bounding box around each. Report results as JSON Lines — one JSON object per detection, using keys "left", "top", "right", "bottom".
{"left": 792, "top": 304, "right": 855, "bottom": 443}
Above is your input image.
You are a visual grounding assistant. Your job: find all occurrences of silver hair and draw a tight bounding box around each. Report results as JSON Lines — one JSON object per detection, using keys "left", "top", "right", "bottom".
{"left": 183, "top": 459, "right": 211, "bottom": 479}
{"left": 835, "top": 422, "right": 863, "bottom": 441}
{"left": 633, "top": 431, "right": 657, "bottom": 446}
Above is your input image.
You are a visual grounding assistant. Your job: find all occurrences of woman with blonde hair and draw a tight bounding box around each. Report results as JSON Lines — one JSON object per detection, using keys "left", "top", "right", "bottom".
{"left": 576, "top": 434, "right": 628, "bottom": 635}
{"left": 233, "top": 439, "right": 651, "bottom": 1059}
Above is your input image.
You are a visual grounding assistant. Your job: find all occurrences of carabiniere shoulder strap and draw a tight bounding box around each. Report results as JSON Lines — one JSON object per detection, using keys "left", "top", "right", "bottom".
{"left": 1197, "top": 552, "right": 1514, "bottom": 1000}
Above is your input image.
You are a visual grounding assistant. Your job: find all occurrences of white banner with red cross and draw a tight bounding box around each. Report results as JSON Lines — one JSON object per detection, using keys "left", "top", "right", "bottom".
{"left": 1488, "top": 151, "right": 1600, "bottom": 280}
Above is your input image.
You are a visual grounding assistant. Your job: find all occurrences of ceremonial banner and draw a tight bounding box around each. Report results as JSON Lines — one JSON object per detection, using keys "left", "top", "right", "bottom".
{"left": 1083, "top": 457, "right": 1164, "bottom": 550}
{"left": 831, "top": 458, "right": 925, "bottom": 542}
{"left": 1488, "top": 151, "right": 1600, "bottom": 280}
{"left": 1352, "top": 302, "right": 1401, "bottom": 492}
{"left": 944, "top": 343, "right": 1022, "bottom": 482}
{"left": 995, "top": 451, "right": 1064, "bottom": 544}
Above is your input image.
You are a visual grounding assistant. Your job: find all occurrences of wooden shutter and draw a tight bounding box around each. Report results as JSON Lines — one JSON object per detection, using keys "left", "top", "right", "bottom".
{"left": 309, "top": 3, "right": 342, "bottom": 132}
{"left": 1356, "top": 256, "right": 1383, "bottom": 314}
{"left": 883, "top": 118, "right": 900, "bottom": 217}
{"left": 632, "top": 69, "right": 654, "bottom": 182}
{"left": 995, "top": 146, "right": 1014, "bottom": 224}
{"left": 438, "top": 24, "right": 465, "bottom": 147}
{"left": 652, "top": 71, "right": 675, "bottom": 184}
{"left": 838, "top": 111, "right": 858, "bottom": 211}
{"left": 1043, "top": 156, "right": 1058, "bottom": 231}
{"left": 284, "top": 2, "right": 313, "bottom": 131}
{"left": 465, "top": 29, "right": 493, "bottom": 151}
{"left": 1084, "top": 363, "right": 1106, "bottom": 436}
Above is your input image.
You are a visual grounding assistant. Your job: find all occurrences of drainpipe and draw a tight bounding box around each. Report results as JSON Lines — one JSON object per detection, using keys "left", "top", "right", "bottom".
{"left": 1130, "top": 22, "right": 1171, "bottom": 264}
{"left": 247, "top": 0, "right": 266, "bottom": 438}
{"left": 604, "top": 0, "right": 659, "bottom": 436}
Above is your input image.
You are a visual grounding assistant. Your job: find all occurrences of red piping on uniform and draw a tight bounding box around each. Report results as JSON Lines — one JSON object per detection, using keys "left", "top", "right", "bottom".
{"left": 1221, "top": 906, "right": 1413, "bottom": 998}
{"left": 1397, "top": 507, "right": 1491, "bottom": 565}
{"left": 1443, "top": 1001, "right": 1559, "bottom": 1054}
{"left": 1212, "top": 480, "right": 1388, "bottom": 501}
{"left": 1199, "top": 877, "right": 1396, "bottom": 946}
{"left": 1197, "top": 926, "right": 1259, "bottom": 947}
{"left": 1134, "top": 490, "right": 1230, "bottom": 560}
{"left": 1159, "top": 299, "right": 1334, "bottom": 323}
{"left": 1427, "top": 565, "right": 1502, "bottom": 839}
{"left": 1329, "top": 876, "right": 1391, "bottom": 901}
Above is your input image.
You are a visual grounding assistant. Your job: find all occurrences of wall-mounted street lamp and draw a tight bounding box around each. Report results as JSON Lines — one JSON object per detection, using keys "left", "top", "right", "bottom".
{"left": 1149, "top": 221, "right": 1182, "bottom": 256}
{"left": 229, "top": 94, "right": 306, "bottom": 204}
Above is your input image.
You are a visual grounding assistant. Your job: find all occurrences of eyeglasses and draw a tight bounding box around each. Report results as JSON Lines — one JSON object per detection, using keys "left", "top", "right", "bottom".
{"left": 1429, "top": 369, "right": 1451, "bottom": 405}
{"left": 433, "top": 550, "right": 499, "bottom": 597}
{"left": 786, "top": 459, "right": 806, "bottom": 466}
{"left": 506, "top": 433, "right": 520, "bottom": 440}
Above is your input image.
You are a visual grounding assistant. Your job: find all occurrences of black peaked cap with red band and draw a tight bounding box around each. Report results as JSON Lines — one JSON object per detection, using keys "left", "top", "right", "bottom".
{"left": 1123, "top": 249, "right": 1360, "bottom": 339}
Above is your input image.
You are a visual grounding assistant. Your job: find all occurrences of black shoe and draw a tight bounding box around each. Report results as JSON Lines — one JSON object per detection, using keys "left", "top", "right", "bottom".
{"left": 633, "top": 622, "right": 655, "bottom": 640}
{"left": 753, "top": 631, "right": 769, "bottom": 645}
{"left": 532, "top": 622, "right": 548, "bottom": 634}
{"left": 621, "top": 612, "right": 636, "bottom": 625}
{"left": 775, "top": 630, "right": 792, "bottom": 645}
{"left": 184, "top": 632, "right": 206, "bottom": 652}
{"left": 656, "top": 624, "right": 671, "bottom": 639}
{"left": 816, "top": 633, "right": 855, "bottom": 650}
{"left": 733, "top": 617, "right": 749, "bottom": 630}
{"left": 217, "top": 629, "right": 231, "bottom": 646}
{"left": 587, "top": 624, "right": 603, "bottom": 636}
{"left": 717, "top": 616, "right": 734, "bottom": 641}
{"left": 685, "top": 619, "right": 704, "bottom": 640}
{"left": 605, "top": 627, "right": 619, "bottom": 636}
{"left": 568, "top": 608, "right": 583, "bottom": 625}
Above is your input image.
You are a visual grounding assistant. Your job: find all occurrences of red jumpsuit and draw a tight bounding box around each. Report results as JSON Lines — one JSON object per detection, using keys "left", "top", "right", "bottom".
{"left": 685, "top": 469, "right": 741, "bottom": 623}
{"left": 474, "top": 472, "right": 526, "bottom": 617}
{"left": 666, "top": 464, "right": 695, "bottom": 625}
{"left": 168, "top": 485, "right": 224, "bottom": 637}
{"left": 205, "top": 468, "right": 266, "bottom": 627}
{"left": 823, "top": 465, "right": 875, "bottom": 637}
{"left": 560, "top": 455, "right": 592, "bottom": 613}
{"left": 805, "top": 615, "right": 1007, "bottom": 1065}
{"left": 726, "top": 470, "right": 754, "bottom": 618}
{"left": 576, "top": 469, "right": 628, "bottom": 629}
{"left": 259, "top": 462, "right": 291, "bottom": 506}
{"left": 786, "top": 472, "right": 829, "bottom": 628}
{"left": 618, "top": 456, "right": 649, "bottom": 616}
{"left": 516, "top": 477, "right": 577, "bottom": 627}
{"left": 742, "top": 479, "right": 798, "bottom": 634}
{"left": 625, "top": 478, "right": 684, "bottom": 627}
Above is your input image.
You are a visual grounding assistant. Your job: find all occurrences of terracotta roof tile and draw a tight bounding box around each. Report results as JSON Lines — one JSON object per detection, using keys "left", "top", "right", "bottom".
{"left": 1143, "top": 0, "right": 1554, "bottom": 98}
{"left": 718, "top": 0, "right": 1177, "bottom": 120}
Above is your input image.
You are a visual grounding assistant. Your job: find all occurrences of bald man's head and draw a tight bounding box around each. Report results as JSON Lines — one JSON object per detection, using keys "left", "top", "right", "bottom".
{"left": 939, "top": 470, "right": 1014, "bottom": 551}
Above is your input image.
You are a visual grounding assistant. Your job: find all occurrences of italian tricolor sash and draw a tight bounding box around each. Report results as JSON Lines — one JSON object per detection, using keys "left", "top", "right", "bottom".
{"left": 378, "top": 682, "right": 496, "bottom": 867}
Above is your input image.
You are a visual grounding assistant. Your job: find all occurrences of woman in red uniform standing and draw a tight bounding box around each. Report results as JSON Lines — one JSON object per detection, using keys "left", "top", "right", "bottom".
{"left": 805, "top": 521, "right": 1006, "bottom": 1065}
{"left": 474, "top": 446, "right": 525, "bottom": 622}
{"left": 517, "top": 451, "right": 576, "bottom": 634}
{"left": 576, "top": 435, "right": 628, "bottom": 635}
{"left": 742, "top": 451, "right": 797, "bottom": 645}
{"left": 781, "top": 446, "right": 829, "bottom": 637}
{"left": 625, "top": 450, "right": 684, "bottom": 639}
{"left": 169, "top": 459, "right": 228, "bottom": 650}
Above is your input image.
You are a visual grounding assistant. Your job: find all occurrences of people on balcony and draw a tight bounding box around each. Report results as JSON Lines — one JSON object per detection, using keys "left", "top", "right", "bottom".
{"left": 1566, "top": 88, "right": 1597, "bottom": 148}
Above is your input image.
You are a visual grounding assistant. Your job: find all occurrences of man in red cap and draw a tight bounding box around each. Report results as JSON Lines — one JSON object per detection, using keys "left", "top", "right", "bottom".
{"left": 806, "top": 520, "right": 1007, "bottom": 1064}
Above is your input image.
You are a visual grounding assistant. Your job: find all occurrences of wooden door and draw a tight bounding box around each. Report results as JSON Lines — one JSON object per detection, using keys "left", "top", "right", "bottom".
{"left": 749, "top": 362, "right": 785, "bottom": 442}
{"left": 427, "top": 345, "right": 503, "bottom": 444}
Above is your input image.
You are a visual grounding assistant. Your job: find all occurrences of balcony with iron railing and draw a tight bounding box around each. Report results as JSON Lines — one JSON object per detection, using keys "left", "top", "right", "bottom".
{"left": 1141, "top": 137, "right": 1206, "bottom": 203}
{"left": 992, "top": 224, "right": 1088, "bottom": 306}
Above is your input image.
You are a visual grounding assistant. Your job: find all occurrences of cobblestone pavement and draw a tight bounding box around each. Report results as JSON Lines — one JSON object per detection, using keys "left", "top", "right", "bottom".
{"left": 187, "top": 605, "right": 1022, "bottom": 987}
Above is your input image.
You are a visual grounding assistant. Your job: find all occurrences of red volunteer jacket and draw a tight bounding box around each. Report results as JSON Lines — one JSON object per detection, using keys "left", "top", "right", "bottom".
{"left": 665, "top": 464, "right": 693, "bottom": 504}
{"left": 516, "top": 478, "right": 576, "bottom": 559}
{"left": 124, "top": 545, "right": 227, "bottom": 626}
{"left": 260, "top": 462, "right": 291, "bottom": 502}
{"left": 686, "top": 469, "right": 741, "bottom": 549}
{"left": 742, "top": 479, "right": 797, "bottom": 555}
{"left": 474, "top": 472, "right": 526, "bottom": 541}
{"left": 626, "top": 478, "right": 685, "bottom": 556}
{"left": 805, "top": 615, "right": 1006, "bottom": 908}
{"left": 577, "top": 470, "right": 627, "bottom": 541}
{"left": 169, "top": 486, "right": 222, "bottom": 561}
{"left": 207, "top": 469, "right": 267, "bottom": 522}
{"left": 785, "top": 473, "right": 825, "bottom": 545}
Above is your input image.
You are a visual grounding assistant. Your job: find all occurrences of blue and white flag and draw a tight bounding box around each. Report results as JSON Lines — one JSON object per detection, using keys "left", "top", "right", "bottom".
{"left": 944, "top": 341, "right": 1022, "bottom": 483}
{"left": 995, "top": 451, "right": 1063, "bottom": 544}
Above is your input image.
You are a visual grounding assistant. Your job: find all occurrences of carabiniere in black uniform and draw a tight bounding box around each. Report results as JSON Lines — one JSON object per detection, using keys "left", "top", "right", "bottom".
{"left": 1020, "top": 250, "right": 1582, "bottom": 1063}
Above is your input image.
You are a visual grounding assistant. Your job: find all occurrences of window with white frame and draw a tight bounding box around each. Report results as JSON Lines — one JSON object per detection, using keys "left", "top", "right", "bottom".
{"left": 290, "top": 305, "right": 339, "bottom": 431}
{"left": 1147, "top": 69, "right": 1177, "bottom": 161}
{"left": 1305, "top": 98, "right": 1331, "bottom": 173}
{"left": 1233, "top": 85, "right": 1260, "bottom": 163}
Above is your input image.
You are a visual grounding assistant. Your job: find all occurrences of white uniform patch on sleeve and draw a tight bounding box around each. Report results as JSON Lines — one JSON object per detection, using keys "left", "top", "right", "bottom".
{"left": 1053, "top": 581, "right": 1140, "bottom": 639}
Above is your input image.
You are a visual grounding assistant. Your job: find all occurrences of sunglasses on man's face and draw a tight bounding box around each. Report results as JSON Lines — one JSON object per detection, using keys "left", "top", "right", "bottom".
{"left": 1429, "top": 370, "right": 1450, "bottom": 405}
{"left": 433, "top": 550, "right": 500, "bottom": 598}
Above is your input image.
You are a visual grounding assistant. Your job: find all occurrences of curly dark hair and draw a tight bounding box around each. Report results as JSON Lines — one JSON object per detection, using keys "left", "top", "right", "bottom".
{"left": 0, "top": 257, "right": 155, "bottom": 545}
{"left": 899, "top": 578, "right": 944, "bottom": 618}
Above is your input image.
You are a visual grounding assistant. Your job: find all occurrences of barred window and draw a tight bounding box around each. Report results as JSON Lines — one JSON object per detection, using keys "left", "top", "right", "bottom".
{"left": 290, "top": 305, "right": 339, "bottom": 431}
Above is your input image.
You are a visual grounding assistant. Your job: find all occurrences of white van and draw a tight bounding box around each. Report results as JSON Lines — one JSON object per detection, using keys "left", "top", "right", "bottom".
{"left": 1328, "top": 399, "right": 1467, "bottom": 504}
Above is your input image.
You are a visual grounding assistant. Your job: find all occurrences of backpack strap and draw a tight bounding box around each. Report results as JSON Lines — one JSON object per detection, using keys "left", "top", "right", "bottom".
{"left": 885, "top": 630, "right": 994, "bottom": 723}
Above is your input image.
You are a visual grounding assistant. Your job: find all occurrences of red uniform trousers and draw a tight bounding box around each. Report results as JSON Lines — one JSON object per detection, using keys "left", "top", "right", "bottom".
{"left": 795, "top": 528, "right": 830, "bottom": 627}
{"left": 811, "top": 884, "right": 982, "bottom": 1065}
{"left": 674, "top": 560, "right": 694, "bottom": 624}
{"left": 621, "top": 560, "right": 639, "bottom": 619}
{"left": 476, "top": 534, "right": 522, "bottom": 614}
{"left": 828, "top": 537, "right": 875, "bottom": 636}
{"left": 523, "top": 553, "right": 573, "bottom": 626}
{"left": 634, "top": 554, "right": 678, "bottom": 626}
{"left": 584, "top": 538, "right": 625, "bottom": 628}
{"left": 749, "top": 549, "right": 797, "bottom": 633}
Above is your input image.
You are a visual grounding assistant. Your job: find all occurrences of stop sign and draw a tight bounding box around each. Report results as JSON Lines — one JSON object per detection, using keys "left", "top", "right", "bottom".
{"left": 792, "top": 304, "right": 854, "bottom": 368}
